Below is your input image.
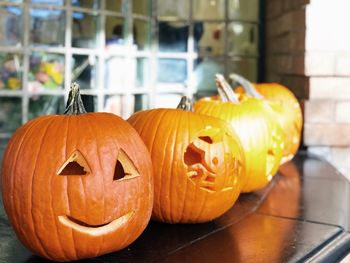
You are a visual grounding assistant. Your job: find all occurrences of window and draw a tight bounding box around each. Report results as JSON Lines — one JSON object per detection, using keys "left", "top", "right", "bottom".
{"left": 0, "top": 0, "right": 260, "bottom": 138}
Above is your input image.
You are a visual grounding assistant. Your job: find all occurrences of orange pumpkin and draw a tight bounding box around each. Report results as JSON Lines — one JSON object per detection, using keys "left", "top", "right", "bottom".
{"left": 231, "top": 73, "right": 303, "bottom": 163}
{"left": 127, "top": 97, "right": 245, "bottom": 223}
{"left": 194, "top": 75, "right": 284, "bottom": 193}
{"left": 1, "top": 83, "right": 153, "bottom": 261}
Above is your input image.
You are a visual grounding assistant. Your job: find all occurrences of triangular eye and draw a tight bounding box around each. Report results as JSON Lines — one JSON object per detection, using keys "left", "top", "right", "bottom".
{"left": 57, "top": 150, "right": 91, "bottom": 176}
{"left": 113, "top": 149, "right": 139, "bottom": 181}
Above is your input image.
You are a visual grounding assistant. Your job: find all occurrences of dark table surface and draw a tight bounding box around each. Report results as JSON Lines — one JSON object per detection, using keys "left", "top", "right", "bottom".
{"left": 1, "top": 151, "right": 350, "bottom": 263}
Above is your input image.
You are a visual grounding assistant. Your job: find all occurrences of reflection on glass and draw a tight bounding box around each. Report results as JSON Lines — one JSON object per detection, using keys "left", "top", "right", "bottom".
{"left": 71, "top": 55, "right": 97, "bottom": 89}
{"left": 0, "top": 97, "right": 21, "bottom": 133}
{"left": 136, "top": 58, "right": 149, "bottom": 88}
{"left": 158, "top": 59, "right": 187, "bottom": 83}
{"left": 81, "top": 95, "right": 97, "bottom": 112}
{"left": 158, "top": 0, "right": 189, "bottom": 20}
{"left": 0, "top": 6, "right": 22, "bottom": 46}
{"left": 105, "top": 16, "right": 124, "bottom": 46}
{"left": 228, "top": 58, "right": 257, "bottom": 82}
{"left": 72, "top": 12, "right": 98, "bottom": 48}
{"left": 28, "top": 52, "right": 65, "bottom": 91}
{"left": 134, "top": 19, "right": 150, "bottom": 51}
{"left": 193, "top": 0, "right": 225, "bottom": 20}
{"left": 194, "top": 58, "right": 224, "bottom": 93}
{"left": 0, "top": 53, "right": 23, "bottom": 90}
{"left": 196, "top": 22, "right": 225, "bottom": 56}
{"left": 105, "top": 0, "right": 122, "bottom": 12}
{"left": 105, "top": 57, "right": 122, "bottom": 90}
{"left": 4, "top": 0, "right": 23, "bottom": 3}
{"left": 72, "top": 0, "right": 99, "bottom": 8}
{"left": 155, "top": 94, "right": 182, "bottom": 109}
{"left": 29, "top": 95, "right": 64, "bottom": 120}
{"left": 227, "top": 22, "right": 258, "bottom": 56}
{"left": 134, "top": 94, "right": 148, "bottom": 112}
{"left": 159, "top": 22, "right": 189, "bottom": 52}
{"left": 30, "top": 9, "right": 65, "bottom": 47}
{"left": 104, "top": 95, "right": 122, "bottom": 116}
{"left": 31, "top": 0, "right": 64, "bottom": 5}
{"left": 229, "top": 0, "right": 259, "bottom": 22}
{"left": 133, "top": 0, "right": 150, "bottom": 15}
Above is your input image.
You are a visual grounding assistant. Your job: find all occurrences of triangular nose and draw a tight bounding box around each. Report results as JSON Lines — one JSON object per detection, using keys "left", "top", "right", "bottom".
{"left": 57, "top": 150, "right": 91, "bottom": 175}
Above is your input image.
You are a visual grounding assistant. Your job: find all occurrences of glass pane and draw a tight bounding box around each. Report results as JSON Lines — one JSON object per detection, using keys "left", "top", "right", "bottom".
{"left": 71, "top": 55, "right": 97, "bottom": 89}
{"left": 196, "top": 22, "right": 225, "bottom": 56}
{"left": 0, "top": 97, "right": 21, "bottom": 133}
{"left": 229, "top": 0, "right": 259, "bottom": 22}
{"left": 30, "top": 9, "right": 65, "bottom": 47}
{"left": 134, "top": 94, "right": 148, "bottom": 112}
{"left": 133, "top": 0, "right": 150, "bottom": 16}
{"left": 72, "top": 12, "right": 98, "bottom": 48}
{"left": 194, "top": 57, "right": 225, "bottom": 93}
{"left": 134, "top": 19, "right": 150, "bottom": 51}
{"left": 159, "top": 22, "right": 188, "bottom": 52}
{"left": 227, "top": 58, "right": 258, "bottom": 82}
{"left": 0, "top": 6, "right": 22, "bottom": 46}
{"left": 72, "top": 0, "right": 99, "bottom": 8}
{"left": 29, "top": 95, "right": 64, "bottom": 120}
{"left": 2, "top": 0, "right": 23, "bottom": 3}
{"left": 105, "top": 56, "right": 124, "bottom": 90}
{"left": 0, "top": 138, "right": 10, "bottom": 161}
{"left": 104, "top": 95, "right": 121, "bottom": 115}
{"left": 158, "top": 0, "right": 189, "bottom": 20}
{"left": 227, "top": 23, "right": 258, "bottom": 56}
{"left": 105, "top": 16, "right": 124, "bottom": 46}
{"left": 0, "top": 53, "right": 23, "bottom": 90}
{"left": 106, "top": 0, "right": 122, "bottom": 12}
{"left": 193, "top": 0, "right": 225, "bottom": 20}
{"left": 136, "top": 58, "right": 149, "bottom": 88}
{"left": 31, "top": 0, "right": 64, "bottom": 5}
{"left": 158, "top": 59, "right": 187, "bottom": 83}
{"left": 155, "top": 94, "right": 182, "bottom": 108}
{"left": 28, "top": 52, "right": 65, "bottom": 91}
{"left": 81, "top": 95, "right": 97, "bottom": 112}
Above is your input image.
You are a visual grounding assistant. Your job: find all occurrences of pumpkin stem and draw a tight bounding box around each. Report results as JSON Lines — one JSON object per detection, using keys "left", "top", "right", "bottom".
{"left": 229, "top": 73, "right": 263, "bottom": 99}
{"left": 64, "top": 82, "right": 87, "bottom": 115}
{"left": 215, "top": 74, "right": 240, "bottom": 104}
{"left": 177, "top": 96, "right": 193, "bottom": 111}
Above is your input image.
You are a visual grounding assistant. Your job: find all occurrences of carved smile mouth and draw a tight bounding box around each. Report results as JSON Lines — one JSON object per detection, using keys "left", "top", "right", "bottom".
{"left": 58, "top": 212, "right": 133, "bottom": 236}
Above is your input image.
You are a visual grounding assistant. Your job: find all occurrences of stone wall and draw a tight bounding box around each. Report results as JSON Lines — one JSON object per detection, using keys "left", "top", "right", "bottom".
{"left": 265, "top": 0, "right": 350, "bottom": 179}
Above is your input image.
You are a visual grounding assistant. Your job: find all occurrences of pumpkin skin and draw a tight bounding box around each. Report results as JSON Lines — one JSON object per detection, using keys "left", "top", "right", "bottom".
{"left": 127, "top": 106, "right": 245, "bottom": 223}
{"left": 194, "top": 96, "right": 283, "bottom": 193}
{"left": 236, "top": 83, "right": 302, "bottom": 163}
{"left": 1, "top": 85, "right": 153, "bottom": 261}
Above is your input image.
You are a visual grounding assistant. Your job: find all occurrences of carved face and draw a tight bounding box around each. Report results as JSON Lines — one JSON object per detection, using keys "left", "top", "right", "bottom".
{"left": 184, "top": 127, "right": 243, "bottom": 193}
{"left": 1, "top": 113, "right": 153, "bottom": 261}
{"left": 127, "top": 109, "right": 245, "bottom": 224}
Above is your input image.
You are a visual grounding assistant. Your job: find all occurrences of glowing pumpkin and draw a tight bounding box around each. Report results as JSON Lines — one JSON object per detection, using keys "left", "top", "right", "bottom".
{"left": 231, "top": 73, "right": 302, "bottom": 163}
{"left": 1, "top": 83, "right": 153, "bottom": 261}
{"left": 194, "top": 75, "right": 284, "bottom": 192}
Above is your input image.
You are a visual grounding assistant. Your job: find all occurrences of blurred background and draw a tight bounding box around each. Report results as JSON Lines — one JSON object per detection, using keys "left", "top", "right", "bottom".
{"left": 0, "top": 0, "right": 349, "bottom": 178}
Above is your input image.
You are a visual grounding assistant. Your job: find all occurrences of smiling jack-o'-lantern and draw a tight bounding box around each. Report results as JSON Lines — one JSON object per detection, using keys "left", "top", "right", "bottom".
{"left": 1, "top": 83, "right": 153, "bottom": 261}
{"left": 127, "top": 97, "right": 245, "bottom": 223}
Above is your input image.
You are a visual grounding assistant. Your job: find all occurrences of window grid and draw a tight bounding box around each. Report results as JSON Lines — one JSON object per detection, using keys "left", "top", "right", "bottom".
{"left": 0, "top": 0, "right": 260, "bottom": 138}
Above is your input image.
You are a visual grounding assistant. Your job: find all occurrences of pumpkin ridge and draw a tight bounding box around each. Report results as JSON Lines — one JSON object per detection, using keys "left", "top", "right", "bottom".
{"left": 168, "top": 110, "right": 184, "bottom": 223}
{"left": 3, "top": 117, "right": 49, "bottom": 255}
{"left": 29, "top": 117, "right": 60, "bottom": 259}
{"left": 156, "top": 110, "right": 176, "bottom": 222}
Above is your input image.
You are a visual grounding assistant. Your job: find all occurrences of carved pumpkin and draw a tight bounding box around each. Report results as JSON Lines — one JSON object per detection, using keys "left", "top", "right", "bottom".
{"left": 231, "top": 73, "right": 303, "bottom": 163}
{"left": 1, "top": 83, "right": 153, "bottom": 261}
{"left": 127, "top": 97, "right": 245, "bottom": 223}
{"left": 194, "top": 75, "right": 284, "bottom": 193}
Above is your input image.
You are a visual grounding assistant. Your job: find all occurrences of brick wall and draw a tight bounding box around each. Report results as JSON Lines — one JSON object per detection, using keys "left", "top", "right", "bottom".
{"left": 265, "top": 0, "right": 350, "bottom": 179}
